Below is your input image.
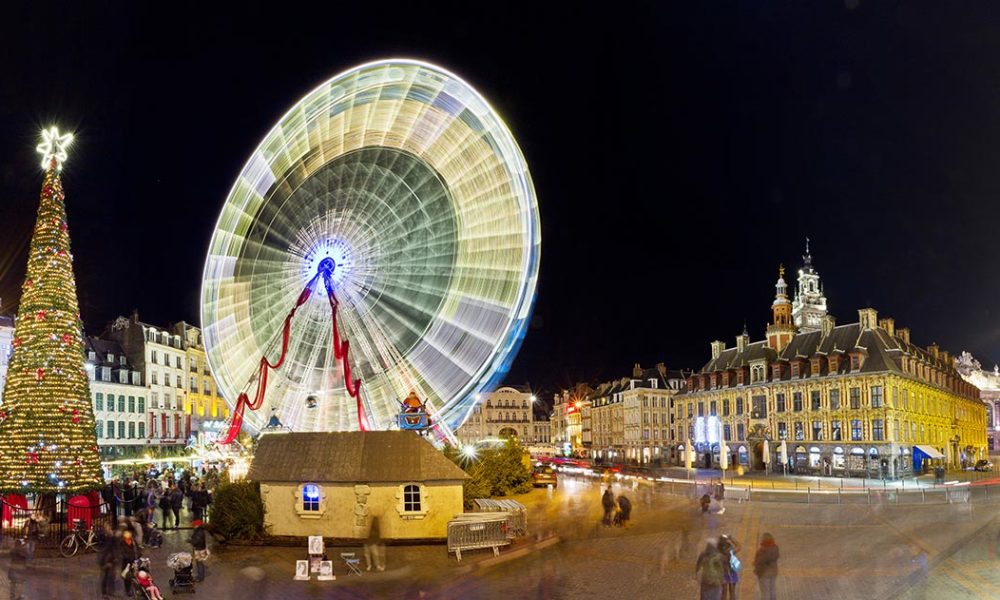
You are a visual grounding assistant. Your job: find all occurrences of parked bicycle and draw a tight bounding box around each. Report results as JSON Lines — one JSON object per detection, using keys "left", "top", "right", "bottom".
{"left": 59, "top": 519, "right": 99, "bottom": 557}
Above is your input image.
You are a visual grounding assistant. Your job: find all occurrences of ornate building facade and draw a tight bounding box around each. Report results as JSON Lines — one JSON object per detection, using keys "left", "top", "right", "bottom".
{"left": 456, "top": 386, "right": 538, "bottom": 445}
{"left": 586, "top": 363, "right": 687, "bottom": 465}
{"left": 955, "top": 352, "right": 1000, "bottom": 454}
{"left": 674, "top": 256, "right": 986, "bottom": 478}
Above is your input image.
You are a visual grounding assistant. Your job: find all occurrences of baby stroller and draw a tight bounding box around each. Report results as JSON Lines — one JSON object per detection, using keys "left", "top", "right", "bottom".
{"left": 124, "top": 557, "right": 163, "bottom": 600}
{"left": 168, "top": 552, "right": 196, "bottom": 594}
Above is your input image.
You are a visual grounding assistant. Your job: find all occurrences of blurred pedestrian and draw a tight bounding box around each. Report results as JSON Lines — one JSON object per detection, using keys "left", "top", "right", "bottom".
{"left": 189, "top": 520, "right": 213, "bottom": 582}
{"left": 617, "top": 494, "right": 632, "bottom": 528}
{"left": 21, "top": 514, "right": 42, "bottom": 561}
{"left": 96, "top": 522, "right": 118, "bottom": 599}
{"left": 601, "top": 487, "right": 615, "bottom": 526}
{"left": 717, "top": 534, "right": 742, "bottom": 600}
{"left": 695, "top": 538, "right": 724, "bottom": 600}
{"left": 118, "top": 531, "right": 141, "bottom": 597}
{"left": 752, "top": 532, "right": 779, "bottom": 600}
{"left": 169, "top": 484, "right": 184, "bottom": 528}
{"left": 364, "top": 516, "right": 386, "bottom": 572}
{"left": 700, "top": 493, "right": 712, "bottom": 513}
{"left": 8, "top": 538, "right": 29, "bottom": 600}
{"left": 715, "top": 481, "right": 726, "bottom": 515}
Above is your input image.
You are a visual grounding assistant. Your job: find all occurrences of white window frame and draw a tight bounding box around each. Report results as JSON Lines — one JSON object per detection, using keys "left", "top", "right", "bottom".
{"left": 396, "top": 482, "right": 429, "bottom": 519}
{"left": 294, "top": 482, "right": 328, "bottom": 518}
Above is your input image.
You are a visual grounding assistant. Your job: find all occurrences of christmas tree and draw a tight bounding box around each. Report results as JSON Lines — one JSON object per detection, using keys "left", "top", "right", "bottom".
{"left": 0, "top": 127, "right": 102, "bottom": 493}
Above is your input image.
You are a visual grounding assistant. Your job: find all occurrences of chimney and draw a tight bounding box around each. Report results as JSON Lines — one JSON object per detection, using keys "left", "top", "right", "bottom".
{"left": 736, "top": 331, "right": 749, "bottom": 353}
{"left": 711, "top": 340, "right": 726, "bottom": 360}
{"left": 941, "top": 350, "right": 950, "bottom": 366}
{"left": 131, "top": 309, "right": 140, "bottom": 323}
{"left": 633, "top": 363, "right": 642, "bottom": 378}
{"left": 928, "top": 343, "right": 940, "bottom": 360}
{"left": 821, "top": 315, "right": 836, "bottom": 338}
{"left": 878, "top": 317, "right": 895, "bottom": 337}
{"left": 858, "top": 307, "right": 878, "bottom": 330}
{"left": 655, "top": 362, "right": 667, "bottom": 378}
{"left": 897, "top": 327, "right": 910, "bottom": 344}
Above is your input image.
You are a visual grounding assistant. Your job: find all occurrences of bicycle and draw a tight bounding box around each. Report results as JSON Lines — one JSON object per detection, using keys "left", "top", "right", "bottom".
{"left": 59, "top": 519, "right": 99, "bottom": 557}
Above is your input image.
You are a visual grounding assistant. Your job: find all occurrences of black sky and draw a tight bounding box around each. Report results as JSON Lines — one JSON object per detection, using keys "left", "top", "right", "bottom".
{"left": 3, "top": 2, "right": 1000, "bottom": 401}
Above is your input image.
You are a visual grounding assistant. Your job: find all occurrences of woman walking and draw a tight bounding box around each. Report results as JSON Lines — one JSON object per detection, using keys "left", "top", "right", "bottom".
{"left": 752, "top": 533, "right": 779, "bottom": 600}
{"left": 717, "top": 534, "right": 742, "bottom": 600}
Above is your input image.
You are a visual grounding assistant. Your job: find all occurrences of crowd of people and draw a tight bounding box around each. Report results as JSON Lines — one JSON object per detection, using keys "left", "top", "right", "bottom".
{"left": 694, "top": 532, "right": 780, "bottom": 600}
{"left": 100, "top": 465, "right": 221, "bottom": 530}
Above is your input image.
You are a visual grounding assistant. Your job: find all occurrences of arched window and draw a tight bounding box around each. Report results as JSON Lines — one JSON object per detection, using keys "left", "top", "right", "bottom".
{"left": 403, "top": 484, "right": 421, "bottom": 512}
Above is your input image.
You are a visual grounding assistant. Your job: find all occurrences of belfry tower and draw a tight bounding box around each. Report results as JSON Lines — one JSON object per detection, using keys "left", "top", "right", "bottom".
{"left": 766, "top": 264, "right": 796, "bottom": 352}
{"left": 792, "top": 238, "right": 828, "bottom": 332}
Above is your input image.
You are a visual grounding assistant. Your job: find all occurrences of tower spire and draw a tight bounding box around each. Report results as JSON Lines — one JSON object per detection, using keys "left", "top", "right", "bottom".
{"left": 793, "top": 238, "right": 828, "bottom": 332}
{"left": 767, "top": 263, "right": 795, "bottom": 352}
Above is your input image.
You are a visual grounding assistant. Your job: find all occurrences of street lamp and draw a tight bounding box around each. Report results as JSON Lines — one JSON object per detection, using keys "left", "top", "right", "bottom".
{"left": 530, "top": 395, "right": 537, "bottom": 403}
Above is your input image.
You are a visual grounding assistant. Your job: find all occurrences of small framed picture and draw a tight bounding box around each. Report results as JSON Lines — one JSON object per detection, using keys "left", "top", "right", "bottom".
{"left": 318, "top": 560, "right": 335, "bottom": 581}
{"left": 308, "top": 536, "right": 324, "bottom": 555}
{"left": 294, "top": 560, "right": 310, "bottom": 580}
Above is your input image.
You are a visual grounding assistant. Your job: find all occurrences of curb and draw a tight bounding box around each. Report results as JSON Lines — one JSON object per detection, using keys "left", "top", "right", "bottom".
{"left": 455, "top": 536, "right": 561, "bottom": 575}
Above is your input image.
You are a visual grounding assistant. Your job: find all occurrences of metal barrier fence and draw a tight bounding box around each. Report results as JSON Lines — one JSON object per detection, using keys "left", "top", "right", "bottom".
{"left": 447, "top": 514, "right": 512, "bottom": 561}
{"left": 472, "top": 498, "right": 528, "bottom": 538}
{"left": 636, "top": 476, "right": 997, "bottom": 505}
{"left": 1, "top": 496, "right": 116, "bottom": 549}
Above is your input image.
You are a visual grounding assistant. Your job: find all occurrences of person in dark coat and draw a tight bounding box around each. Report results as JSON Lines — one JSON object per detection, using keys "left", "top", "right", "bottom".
{"left": 97, "top": 523, "right": 118, "bottom": 599}
{"left": 189, "top": 484, "right": 210, "bottom": 523}
{"left": 752, "top": 532, "right": 779, "bottom": 600}
{"left": 118, "top": 531, "right": 141, "bottom": 596}
{"left": 616, "top": 495, "right": 632, "bottom": 528}
{"left": 169, "top": 484, "right": 185, "bottom": 529}
{"left": 696, "top": 539, "right": 724, "bottom": 600}
{"left": 601, "top": 487, "right": 615, "bottom": 526}
{"left": 189, "top": 520, "right": 213, "bottom": 582}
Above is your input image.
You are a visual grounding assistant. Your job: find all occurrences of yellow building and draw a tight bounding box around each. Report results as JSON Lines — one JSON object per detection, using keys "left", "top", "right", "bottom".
{"left": 172, "top": 322, "right": 229, "bottom": 441}
{"left": 248, "top": 432, "right": 466, "bottom": 540}
{"left": 674, "top": 260, "right": 986, "bottom": 478}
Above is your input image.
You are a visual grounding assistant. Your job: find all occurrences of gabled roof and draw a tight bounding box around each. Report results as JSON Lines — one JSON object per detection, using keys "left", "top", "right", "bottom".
{"left": 247, "top": 431, "right": 468, "bottom": 484}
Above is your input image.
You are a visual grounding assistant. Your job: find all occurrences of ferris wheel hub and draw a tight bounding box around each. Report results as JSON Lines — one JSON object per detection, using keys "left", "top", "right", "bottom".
{"left": 317, "top": 257, "right": 336, "bottom": 277}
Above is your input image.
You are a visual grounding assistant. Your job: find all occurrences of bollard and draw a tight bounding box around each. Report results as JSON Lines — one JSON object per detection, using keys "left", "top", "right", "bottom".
{"left": 921, "top": 489, "right": 925, "bottom": 504}
{"left": 867, "top": 489, "right": 871, "bottom": 505}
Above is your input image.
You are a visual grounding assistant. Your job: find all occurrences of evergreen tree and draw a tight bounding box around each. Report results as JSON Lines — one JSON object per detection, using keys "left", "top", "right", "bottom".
{"left": 0, "top": 128, "right": 102, "bottom": 493}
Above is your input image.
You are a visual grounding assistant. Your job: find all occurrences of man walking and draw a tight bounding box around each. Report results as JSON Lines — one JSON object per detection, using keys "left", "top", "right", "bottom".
{"left": 696, "top": 538, "right": 724, "bottom": 600}
{"left": 97, "top": 522, "right": 118, "bottom": 599}
{"left": 601, "top": 487, "right": 615, "bottom": 526}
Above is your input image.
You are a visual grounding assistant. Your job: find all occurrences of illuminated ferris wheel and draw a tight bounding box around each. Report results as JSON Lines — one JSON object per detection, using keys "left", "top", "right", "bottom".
{"left": 201, "top": 59, "right": 540, "bottom": 442}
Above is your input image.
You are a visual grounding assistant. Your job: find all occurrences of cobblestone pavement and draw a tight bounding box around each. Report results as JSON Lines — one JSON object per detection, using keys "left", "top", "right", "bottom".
{"left": 1, "top": 475, "right": 998, "bottom": 599}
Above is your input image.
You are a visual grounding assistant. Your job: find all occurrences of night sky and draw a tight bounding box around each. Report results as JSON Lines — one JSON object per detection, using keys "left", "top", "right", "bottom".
{"left": 3, "top": 2, "right": 1000, "bottom": 402}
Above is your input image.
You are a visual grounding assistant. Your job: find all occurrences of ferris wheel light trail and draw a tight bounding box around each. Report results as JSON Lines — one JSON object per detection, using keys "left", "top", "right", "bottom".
{"left": 202, "top": 59, "right": 540, "bottom": 439}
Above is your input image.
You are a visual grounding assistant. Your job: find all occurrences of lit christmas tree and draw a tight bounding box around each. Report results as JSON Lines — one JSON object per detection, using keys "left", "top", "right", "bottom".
{"left": 0, "top": 127, "right": 102, "bottom": 493}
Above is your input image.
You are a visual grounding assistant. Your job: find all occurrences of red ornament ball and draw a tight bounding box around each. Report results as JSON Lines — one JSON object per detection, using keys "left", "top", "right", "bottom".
{"left": 35, "top": 368, "right": 45, "bottom": 381}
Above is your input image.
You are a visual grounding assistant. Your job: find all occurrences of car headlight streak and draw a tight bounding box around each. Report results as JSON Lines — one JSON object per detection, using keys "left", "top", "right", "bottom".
{"left": 201, "top": 60, "right": 540, "bottom": 435}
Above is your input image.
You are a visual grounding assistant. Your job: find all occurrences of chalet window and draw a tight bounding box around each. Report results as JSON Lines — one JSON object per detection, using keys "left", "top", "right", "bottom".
{"left": 302, "top": 484, "right": 321, "bottom": 511}
{"left": 399, "top": 483, "right": 426, "bottom": 517}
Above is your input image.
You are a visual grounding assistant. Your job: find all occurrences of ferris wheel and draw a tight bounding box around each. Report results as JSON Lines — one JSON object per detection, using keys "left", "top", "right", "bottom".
{"left": 201, "top": 59, "right": 540, "bottom": 443}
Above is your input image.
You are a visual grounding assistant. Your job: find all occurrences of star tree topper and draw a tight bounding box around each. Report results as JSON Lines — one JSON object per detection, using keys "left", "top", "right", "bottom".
{"left": 36, "top": 126, "right": 74, "bottom": 170}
